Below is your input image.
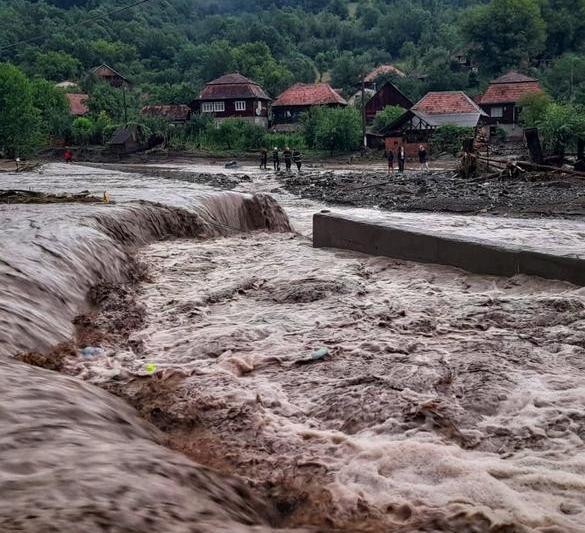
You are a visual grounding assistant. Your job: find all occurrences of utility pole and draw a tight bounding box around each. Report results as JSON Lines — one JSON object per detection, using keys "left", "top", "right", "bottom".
{"left": 361, "top": 71, "right": 367, "bottom": 151}
{"left": 570, "top": 59, "right": 575, "bottom": 103}
{"left": 122, "top": 84, "right": 128, "bottom": 126}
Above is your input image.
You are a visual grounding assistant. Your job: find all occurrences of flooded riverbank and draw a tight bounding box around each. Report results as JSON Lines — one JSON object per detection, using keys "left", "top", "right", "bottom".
{"left": 2, "top": 163, "right": 585, "bottom": 531}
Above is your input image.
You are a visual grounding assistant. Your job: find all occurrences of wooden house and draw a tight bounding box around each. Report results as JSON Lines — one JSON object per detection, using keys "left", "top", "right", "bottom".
{"left": 141, "top": 104, "right": 191, "bottom": 124}
{"left": 478, "top": 71, "right": 543, "bottom": 140}
{"left": 271, "top": 83, "right": 347, "bottom": 131}
{"left": 108, "top": 125, "right": 141, "bottom": 155}
{"left": 91, "top": 64, "right": 131, "bottom": 88}
{"left": 365, "top": 81, "right": 413, "bottom": 123}
{"left": 381, "top": 91, "right": 488, "bottom": 159}
{"left": 191, "top": 73, "right": 271, "bottom": 128}
{"left": 363, "top": 65, "right": 405, "bottom": 91}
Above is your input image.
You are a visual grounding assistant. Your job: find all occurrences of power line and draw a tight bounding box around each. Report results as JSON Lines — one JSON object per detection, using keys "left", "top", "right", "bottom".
{"left": 0, "top": 0, "right": 158, "bottom": 54}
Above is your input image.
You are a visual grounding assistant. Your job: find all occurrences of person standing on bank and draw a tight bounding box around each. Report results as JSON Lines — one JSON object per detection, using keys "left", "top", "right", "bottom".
{"left": 260, "top": 148, "right": 268, "bottom": 170}
{"left": 385, "top": 148, "right": 394, "bottom": 175}
{"left": 398, "top": 145, "right": 406, "bottom": 173}
{"left": 283, "top": 146, "right": 292, "bottom": 171}
{"left": 418, "top": 144, "right": 429, "bottom": 172}
{"left": 293, "top": 149, "right": 303, "bottom": 172}
{"left": 272, "top": 147, "right": 280, "bottom": 171}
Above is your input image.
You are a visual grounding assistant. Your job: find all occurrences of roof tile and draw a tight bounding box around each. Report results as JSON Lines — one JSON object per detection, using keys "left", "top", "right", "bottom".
{"left": 272, "top": 83, "right": 347, "bottom": 107}
{"left": 66, "top": 93, "right": 89, "bottom": 116}
{"left": 412, "top": 91, "right": 483, "bottom": 115}
{"left": 141, "top": 105, "right": 191, "bottom": 121}
{"left": 480, "top": 81, "right": 542, "bottom": 105}
{"left": 198, "top": 73, "right": 270, "bottom": 101}
{"left": 365, "top": 64, "right": 405, "bottom": 82}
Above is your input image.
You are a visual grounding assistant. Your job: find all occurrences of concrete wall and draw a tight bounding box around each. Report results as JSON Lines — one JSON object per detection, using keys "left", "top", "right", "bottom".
{"left": 313, "top": 212, "right": 585, "bottom": 286}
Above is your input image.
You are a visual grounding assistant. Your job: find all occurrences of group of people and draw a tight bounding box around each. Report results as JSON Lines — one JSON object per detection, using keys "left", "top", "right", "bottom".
{"left": 385, "top": 144, "right": 429, "bottom": 175}
{"left": 260, "top": 147, "right": 303, "bottom": 172}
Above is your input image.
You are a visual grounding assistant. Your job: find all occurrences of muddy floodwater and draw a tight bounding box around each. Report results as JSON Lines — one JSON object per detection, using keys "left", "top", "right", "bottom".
{"left": 2, "top": 163, "right": 585, "bottom": 532}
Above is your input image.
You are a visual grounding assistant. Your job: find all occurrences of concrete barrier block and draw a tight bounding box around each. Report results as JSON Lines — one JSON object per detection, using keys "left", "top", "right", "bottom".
{"left": 313, "top": 212, "right": 585, "bottom": 286}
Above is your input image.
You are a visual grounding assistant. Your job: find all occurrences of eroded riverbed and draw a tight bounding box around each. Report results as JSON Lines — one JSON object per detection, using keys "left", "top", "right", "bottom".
{"left": 2, "top": 163, "right": 585, "bottom": 531}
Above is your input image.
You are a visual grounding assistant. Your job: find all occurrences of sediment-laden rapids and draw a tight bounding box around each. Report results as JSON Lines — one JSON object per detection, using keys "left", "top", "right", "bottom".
{"left": 2, "top": 163, "right": 585, "bottom": 531}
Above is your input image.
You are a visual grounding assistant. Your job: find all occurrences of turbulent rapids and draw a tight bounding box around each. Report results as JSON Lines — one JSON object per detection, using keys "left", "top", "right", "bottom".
{"left": 2, "top": 163, "right": 585, "bottom": 532}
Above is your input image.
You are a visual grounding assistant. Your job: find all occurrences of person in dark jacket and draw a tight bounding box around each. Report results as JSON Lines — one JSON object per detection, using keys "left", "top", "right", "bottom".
{"left": 418, "top": 144, "right": 429, "bottom": 172}
{"left": 293, "top": 149, "right": 303, "bottom": 172}
{"left": 283, "top": 146, "right": 292, "bottom": 171}
{"left": 398, "top": 145, "right": 406, "bottom": 173}
{"left": 260, "top": 148, "right": 268, "bottom": 170}
{"left": 386, "top": 148, "right": 394, "bottom": 175}
{"left": 272, "top": 147, "right": 280, "bottom": 171}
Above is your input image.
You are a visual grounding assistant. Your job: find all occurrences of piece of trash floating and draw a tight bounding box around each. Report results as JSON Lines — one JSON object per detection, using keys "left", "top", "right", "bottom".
{"left": 145, "top": 363, "right": 157, "bottom": 374}
{"left": 312, "top": 347, "right": 329, "bottom": 359}
{"left": 80, "top": 346, "right": 104, "bottom": 358}
{"left": 294, "top": 347, "right": 330, "bottom": 366}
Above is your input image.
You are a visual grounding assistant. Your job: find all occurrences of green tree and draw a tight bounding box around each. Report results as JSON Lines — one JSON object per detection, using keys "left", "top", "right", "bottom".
{"left": 313, "top": 106, "right": 362, "bottom": 152}
{"left": 431, "top": 125, "right": 474, "bottom": 156}
{"left": 536, "top": 103, "right": 585, "bottom": 155}
{"left": 462, "top": 0, "right": 546, "bottom": 73}
{"left": 33, "top": 50, "right": 81, "bottom": 81}
{"left": 331, "top": 51, "right": 372, "bottom": 93}
{"left": 204, "top": 119, "right": 266, "bottom": 151}
{"left": 543, "top": 54, "right": 585, "bottom": 104}
{"left": 30, "top": 79, "right": 72, "bottom": 141}
{"left": 372, "top": 106, "right": 405, "bottom": 133}
{"left": 518, "top": 91, "right": 552, "bottom": 128}
{"left": 541, "top": 0, "right": 585, "bottom": 57}
{"left": 72, "top": 116, "right": 94, "bottom": 145}
{"left": 0, "top": 63, "right": 41, "bottom": 157}
{"left": 87, "top": 83, "right": 138, "bottom": 123}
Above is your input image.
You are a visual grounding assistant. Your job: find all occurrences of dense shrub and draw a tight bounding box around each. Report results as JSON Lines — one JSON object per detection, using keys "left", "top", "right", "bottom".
{"left": 431, "top": 125, "right": 474, "bottom": 156}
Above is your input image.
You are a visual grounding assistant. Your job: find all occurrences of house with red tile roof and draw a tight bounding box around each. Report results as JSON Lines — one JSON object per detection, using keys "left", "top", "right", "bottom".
{"left": 65, "top": 93, "right": 89, "bottom": 116}
{"left": 479, "top": 71, "right": 543, "bottom": 139}
{"left": 271, "top": 83, "right": 347, "bottom": 131}
{"left": 191, "top": 73, "right": 271, "bottom": 128}
{"left": 364, "top": 65, "right": 406, "bottom": 91}
{"left": 380, "top": 91, "right": 488, "bottom": 158}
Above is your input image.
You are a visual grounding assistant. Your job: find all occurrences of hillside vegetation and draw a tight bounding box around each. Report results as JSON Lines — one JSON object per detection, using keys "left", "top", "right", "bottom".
{"left": 0, "top": 0, "right": 584, "bottom": 102}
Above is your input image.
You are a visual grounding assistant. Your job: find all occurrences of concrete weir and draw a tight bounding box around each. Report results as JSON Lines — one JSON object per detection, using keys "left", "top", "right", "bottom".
{"left": 313, "top": 211, "right": 585, "bottom": 286}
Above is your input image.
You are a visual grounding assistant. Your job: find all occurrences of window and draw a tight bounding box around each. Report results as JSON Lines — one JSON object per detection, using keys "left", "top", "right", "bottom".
{"left": 213, "top": 101, "right": 225, "bottom": 112}
{"left": 201, "top": 102, "right": 214, "bottom": 113}
{"left": 235, "top": 101, "right": 246, "bottom": 111}
{"left": 491, "top": 106, "right": 504, "bottom": 118}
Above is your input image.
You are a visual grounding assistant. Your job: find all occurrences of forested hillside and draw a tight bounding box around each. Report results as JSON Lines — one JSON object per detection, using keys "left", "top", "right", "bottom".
{"left": 1, "top": 0, "right": 584, "bottom": 103}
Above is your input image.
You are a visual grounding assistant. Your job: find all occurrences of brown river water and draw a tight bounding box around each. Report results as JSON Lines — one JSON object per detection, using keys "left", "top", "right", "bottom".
{"left": 2, "top": 163, "right": 585, "bottom": 532}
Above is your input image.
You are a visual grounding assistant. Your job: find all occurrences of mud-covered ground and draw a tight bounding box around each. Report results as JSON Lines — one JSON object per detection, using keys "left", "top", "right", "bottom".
{"left": 91, "top": 162, "right": 585, "bottom": 218}
{"left": 282, "top": 170, "right": 585, "bottom": 218}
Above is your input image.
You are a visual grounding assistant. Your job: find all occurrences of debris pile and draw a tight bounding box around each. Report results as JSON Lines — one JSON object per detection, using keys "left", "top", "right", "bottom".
{"left": 0, "top": 189, "right": 105, "bottom": 204}
{"left": 283, "top": 169, "right": 585, "bottom": 217}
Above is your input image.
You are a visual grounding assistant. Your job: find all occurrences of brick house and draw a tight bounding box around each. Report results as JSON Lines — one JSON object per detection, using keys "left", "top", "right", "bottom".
{"left": 381, "top": 91, "right": 488, "bottom": 159}
{"left": 478, "top": 71, "right": 543, "bottom": 139}
{"left": 191, "top": 73, "right": 271, "bottom": 128}
{"left": 271, "top": 83, "right": 347, "bottom": 131}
